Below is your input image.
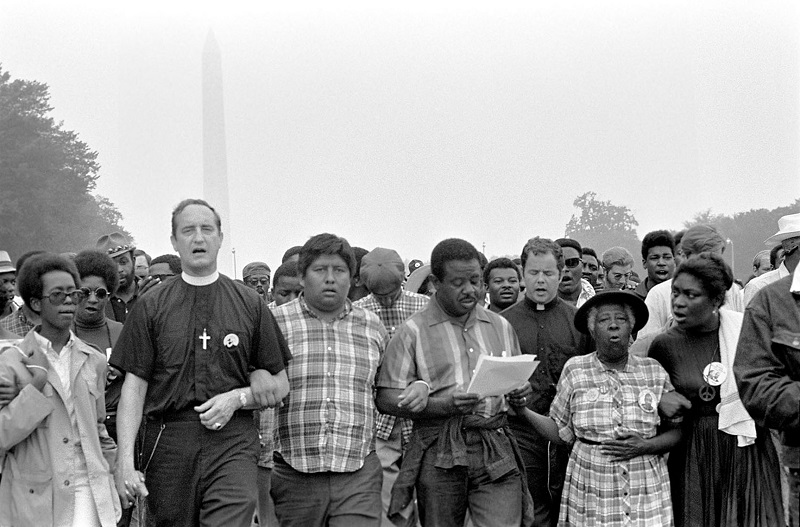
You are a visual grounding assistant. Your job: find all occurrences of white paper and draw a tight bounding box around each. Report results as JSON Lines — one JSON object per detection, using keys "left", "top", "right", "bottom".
{"left": 466, "top": 354, "right": 539, "bottom": 397}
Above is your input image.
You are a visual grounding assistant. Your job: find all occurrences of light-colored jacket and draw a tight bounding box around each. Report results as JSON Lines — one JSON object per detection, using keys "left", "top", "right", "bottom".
{"left": 0, "top": 330, "right": 121, "bottom": 527}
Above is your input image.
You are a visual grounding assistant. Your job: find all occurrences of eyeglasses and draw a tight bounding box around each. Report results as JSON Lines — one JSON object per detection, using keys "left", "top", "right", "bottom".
{"left": 41, "top": 290, "right": 86, "bottom": 305}
{"left": 245, "top": 277, "right": 270, "bottom": 286}
{"left": 150, "top": 274, "right": 175, "bottom": 282}
{"left": 79, "top": 287, "right": 109, "bottom": 300}
{"left": 564, "top": 258, "right": 583, "bottom": 269}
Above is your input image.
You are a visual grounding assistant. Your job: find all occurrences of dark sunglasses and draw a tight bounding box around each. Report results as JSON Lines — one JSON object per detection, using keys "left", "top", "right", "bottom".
{"left": 564, "top": 258, "right": 583, "bottom": 269}
{"left": 150, "top": 274, "right": 175, "bottom": 282}
{"left": 245, "top": 277, "right": 270, "bottom": 286}
{"left": 42, "top": 290, "right": 86, "bottom": 305}
{"left": 79, "top": 287, "right": 110, "bottom": 300}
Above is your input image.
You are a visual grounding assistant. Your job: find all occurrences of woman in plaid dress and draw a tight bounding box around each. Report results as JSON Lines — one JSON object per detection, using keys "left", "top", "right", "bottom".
{"left": 518, "top": 291, "right": 680, "bottom": 526}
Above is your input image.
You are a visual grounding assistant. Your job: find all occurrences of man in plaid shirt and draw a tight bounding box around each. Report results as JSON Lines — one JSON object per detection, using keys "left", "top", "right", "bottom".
{"left": 354, "top": 247, "right": 429, "bottom": 527}
{"left": 271, "top": 234, "right": 389, "bottom": 526}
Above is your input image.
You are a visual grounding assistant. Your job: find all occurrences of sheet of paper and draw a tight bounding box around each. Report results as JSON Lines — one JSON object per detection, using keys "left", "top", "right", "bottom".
{"left": 466, "top": 354, "right": 539, "bottom": 397}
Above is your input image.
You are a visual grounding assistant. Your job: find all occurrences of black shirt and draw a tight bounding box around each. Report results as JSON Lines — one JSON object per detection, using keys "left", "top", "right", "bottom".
{"left": 111, "top": 274, "right": 291, "bottom": 417}
{"left": 502, "top": 296, "right": 590, "bottom": 441}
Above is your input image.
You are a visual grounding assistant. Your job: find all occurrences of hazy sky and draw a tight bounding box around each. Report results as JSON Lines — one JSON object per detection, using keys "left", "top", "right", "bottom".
{"left": 2, "top": 1, "right": 799, "bottom": 276}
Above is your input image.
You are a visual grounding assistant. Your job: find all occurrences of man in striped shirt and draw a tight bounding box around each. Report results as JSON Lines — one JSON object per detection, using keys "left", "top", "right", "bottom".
{"left": 354, "top": 247, "right": 429, "bottom": 527}
{"left": 377, "top": 238, "right": 533, "bottom": 527}
{"left": 271, "top": 233, "right": 388, "bottom": 527}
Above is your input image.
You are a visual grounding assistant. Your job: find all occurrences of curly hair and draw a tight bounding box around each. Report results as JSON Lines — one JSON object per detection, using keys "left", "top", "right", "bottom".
{"left": 74, "top": 250, "right": 120, "bottom": 295}
{"left": 641, "top": 230, "right": 675, "bottom": 260}
{"left": 430, "top": 239, "right": 481, "bottom": 280}
{"left": 18, "top": 253, "right": 80, "bottom": 310}
{"left": 675, "top": 252, "right": 733, "bottom": 306}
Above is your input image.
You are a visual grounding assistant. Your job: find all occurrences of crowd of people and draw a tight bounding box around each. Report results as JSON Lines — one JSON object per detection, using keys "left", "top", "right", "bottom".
{"left": 0, "top": 199, "right": 798, "bottom": 527}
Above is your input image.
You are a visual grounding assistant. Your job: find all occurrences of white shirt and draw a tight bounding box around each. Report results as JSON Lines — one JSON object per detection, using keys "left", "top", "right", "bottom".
{"left": 743, "top": 263, "right": 790, "bottom": 306}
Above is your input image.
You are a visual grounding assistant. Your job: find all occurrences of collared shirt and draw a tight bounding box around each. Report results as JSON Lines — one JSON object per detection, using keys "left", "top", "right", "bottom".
{"left": 104, "top": 282, "right": 139, "bottom": 324}
{"left": 0, "top": 308, "right": 35, "bottom": 338}
{"left": 272, "top": 295, "right": 387, "bottom": 473}
{"left": 577, "top": 278, "right": 596, "bottom": 308}
{"left": 743, "top": 263, "right": 790, "bottom": 306}
{"left": 355, "top": 289, "right": 429, "bottom": 441}
{"left": 378, "top": 294, "right": 522, "bottom": 419}
{"left": 734, "top": 274, "right": 800, "bottom": 467}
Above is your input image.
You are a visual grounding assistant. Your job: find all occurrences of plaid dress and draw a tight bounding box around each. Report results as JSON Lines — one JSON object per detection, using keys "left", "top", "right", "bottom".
{"left": 550, "top": 353, "right": 674, "bottom": 526}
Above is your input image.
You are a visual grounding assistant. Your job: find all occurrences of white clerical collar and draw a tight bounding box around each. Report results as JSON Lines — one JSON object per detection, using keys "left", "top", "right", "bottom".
{"left": 182, "top": 271, "right": 220, "bottom": 286}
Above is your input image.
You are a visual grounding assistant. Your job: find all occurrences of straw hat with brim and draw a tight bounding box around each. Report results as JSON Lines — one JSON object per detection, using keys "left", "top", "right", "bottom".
{"left": 96, "top": 232, "right": 135, "bottom": 259}
{"left": 574, "top": 290, "right": 649, "bottom": 335}
{"left": 0, "top": 251, "right": 15, "bottom": 274}
{"left": 764, "top": 213, "right": 800, "bottom": 245}
{"left": 405, "top": 263, "right": 432, "bottom": 295}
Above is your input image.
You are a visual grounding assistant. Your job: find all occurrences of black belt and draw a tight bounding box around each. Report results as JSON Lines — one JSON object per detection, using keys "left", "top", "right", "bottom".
{"left": 577, "top": 437, "right": 603, "bottom": 446}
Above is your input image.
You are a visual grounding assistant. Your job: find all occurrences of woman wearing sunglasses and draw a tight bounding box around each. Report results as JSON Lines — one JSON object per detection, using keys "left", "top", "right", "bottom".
{"left": 72, "top": 251, "right": 125, "bottom": 437}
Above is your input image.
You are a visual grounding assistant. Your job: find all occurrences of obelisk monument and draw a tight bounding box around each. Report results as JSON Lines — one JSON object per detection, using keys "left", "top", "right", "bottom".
{"left": 202, "top": 29, "right": 233, "bottom": 276}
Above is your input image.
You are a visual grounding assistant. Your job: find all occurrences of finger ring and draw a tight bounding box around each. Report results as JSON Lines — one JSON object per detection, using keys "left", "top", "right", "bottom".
{"left": 521, "top": 397, "right": 526, "bottom": 403}
{"left": 214, "top": 422, "right": 222, "bottom": 430}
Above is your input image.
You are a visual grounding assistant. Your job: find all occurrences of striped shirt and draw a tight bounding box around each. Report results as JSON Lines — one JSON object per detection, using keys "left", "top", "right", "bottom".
{"left": 272, "top": 295, "right": 387, "bottom": 473}
{"left": 378, "top": 294, "right": 521, "bottom": 419}
{"left": 354, "top": 290, "right": 429, "bottom": 441}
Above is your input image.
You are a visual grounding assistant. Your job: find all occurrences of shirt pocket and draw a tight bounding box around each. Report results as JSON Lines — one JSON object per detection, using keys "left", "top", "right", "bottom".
{"left": 10, "top": 472, "right": 53, "bottom": 525}
{"left": 772, "top": 329, "right": 800, "bottom": 378}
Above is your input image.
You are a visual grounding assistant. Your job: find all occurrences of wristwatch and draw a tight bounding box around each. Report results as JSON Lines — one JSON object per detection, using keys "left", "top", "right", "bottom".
{"left": 238, "top": 390, "right": 248, "bottom": 408}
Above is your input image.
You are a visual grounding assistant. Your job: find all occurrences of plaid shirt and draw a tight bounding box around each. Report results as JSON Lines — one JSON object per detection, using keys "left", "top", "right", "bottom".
{"left": 271, "top": 295, "right": 387, "bottom": 473}
{"left": 549, "top": 352, "right": 674, "bottom": 525}
{"left": 378, "top": 295, "right": 522, "bottom": 419}
{"left": 354, "top": 290, "right": 429, "bottom": 442}
{"left": 0, "top": 308, "right": 35, "bottom": 337}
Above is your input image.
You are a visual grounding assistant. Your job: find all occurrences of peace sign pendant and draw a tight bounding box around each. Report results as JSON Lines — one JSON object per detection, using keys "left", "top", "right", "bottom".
{"left": 698, "top": 384, "right": 716, "bottom": 402}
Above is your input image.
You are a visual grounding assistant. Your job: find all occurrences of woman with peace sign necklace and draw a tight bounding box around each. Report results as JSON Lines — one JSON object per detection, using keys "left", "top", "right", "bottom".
{"left": 648, "top": 252, "right": 783, "bottom": 526}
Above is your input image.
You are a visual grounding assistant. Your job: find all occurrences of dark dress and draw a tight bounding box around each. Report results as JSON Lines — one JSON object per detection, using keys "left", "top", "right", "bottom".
{"left": 648, "top": 325, "right": 783, "bottom": 527}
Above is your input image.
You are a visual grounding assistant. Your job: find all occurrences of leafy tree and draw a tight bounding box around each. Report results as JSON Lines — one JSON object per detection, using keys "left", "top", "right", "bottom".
{"left": 684, "top": 198, "right": 800, "bottom": 281}
{"left": 565, "top": 192, "right": 641, "bottom": 266}
{"left": 0, "top": 65, "right": 130, "bottom": 260}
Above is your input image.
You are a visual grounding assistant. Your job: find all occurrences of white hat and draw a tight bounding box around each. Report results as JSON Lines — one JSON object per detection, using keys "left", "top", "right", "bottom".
{"left": 765, "top": 213, "right": 800, "bottom": 245}
{"left": 0, "top": 251, "right": 14, "bottom": 274}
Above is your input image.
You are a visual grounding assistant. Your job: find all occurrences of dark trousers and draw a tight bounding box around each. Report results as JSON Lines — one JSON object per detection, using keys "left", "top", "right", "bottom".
{"left": 790, "top": 469, "right": 800, "bottom": 527}
{"left": 142, "top": 410, "right": 259, "bottom": 527}
{"left": 271, "top": 451, "right": 382, "bottom": 527}
{"left": 416, "top": 429, "right": 523, "bottom": 527}
{"left": 517, "top": 432, "right": 570, "bottom": 527}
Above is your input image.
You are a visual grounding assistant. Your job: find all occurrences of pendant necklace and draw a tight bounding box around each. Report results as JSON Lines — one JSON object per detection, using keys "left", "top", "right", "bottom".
{"left": 696, "top": 341, "right": 725, "bottom": 402}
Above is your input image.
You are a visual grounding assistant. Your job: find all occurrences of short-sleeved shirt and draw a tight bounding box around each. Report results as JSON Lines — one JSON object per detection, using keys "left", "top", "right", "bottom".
{"left": 550, "top": 353, "right": 673, "bottom": 444}
{"left": 272, "top": 295, "right": 387, "bottom": 473}
{"left": 378, "top": 294, "right": 522, "bottom": 419}
{"left": 110, "top": 274, "right": 291, "bottom": 417}
{"left": 355, "top": 289, "right": 429, "bottom": 441}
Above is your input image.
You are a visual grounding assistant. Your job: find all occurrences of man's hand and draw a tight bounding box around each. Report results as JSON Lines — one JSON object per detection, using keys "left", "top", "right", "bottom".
{"left": 658, "top": 391, "right": 691, "bottom": 419}
{"left": 137, "top": 276, "right": 162, "bottom": 296}
{"left": 250, "top": 369, "right": 289, "bottom": 408}
{"left": 505, "top": 382, "right": 533, "bottom": 408}
{"left": 452, "top": 390, "right": 480, "bottom": 414}
{"left": 106, "top": 365, "right": 122, "bottom": 387}
{"left": 600, "top": 434, "right": 650, "bottom": 461}
{"left": 114, "top": 466, "right": 148, "bottom": 509}
{"left": 21, "top": 347, "right": 49, "bottom": 392}
{"left": 397, "top": 382, "right": 429, "bottom": 413}
{"left": 194, "top": 391, "right": 240, "bottom": 431}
